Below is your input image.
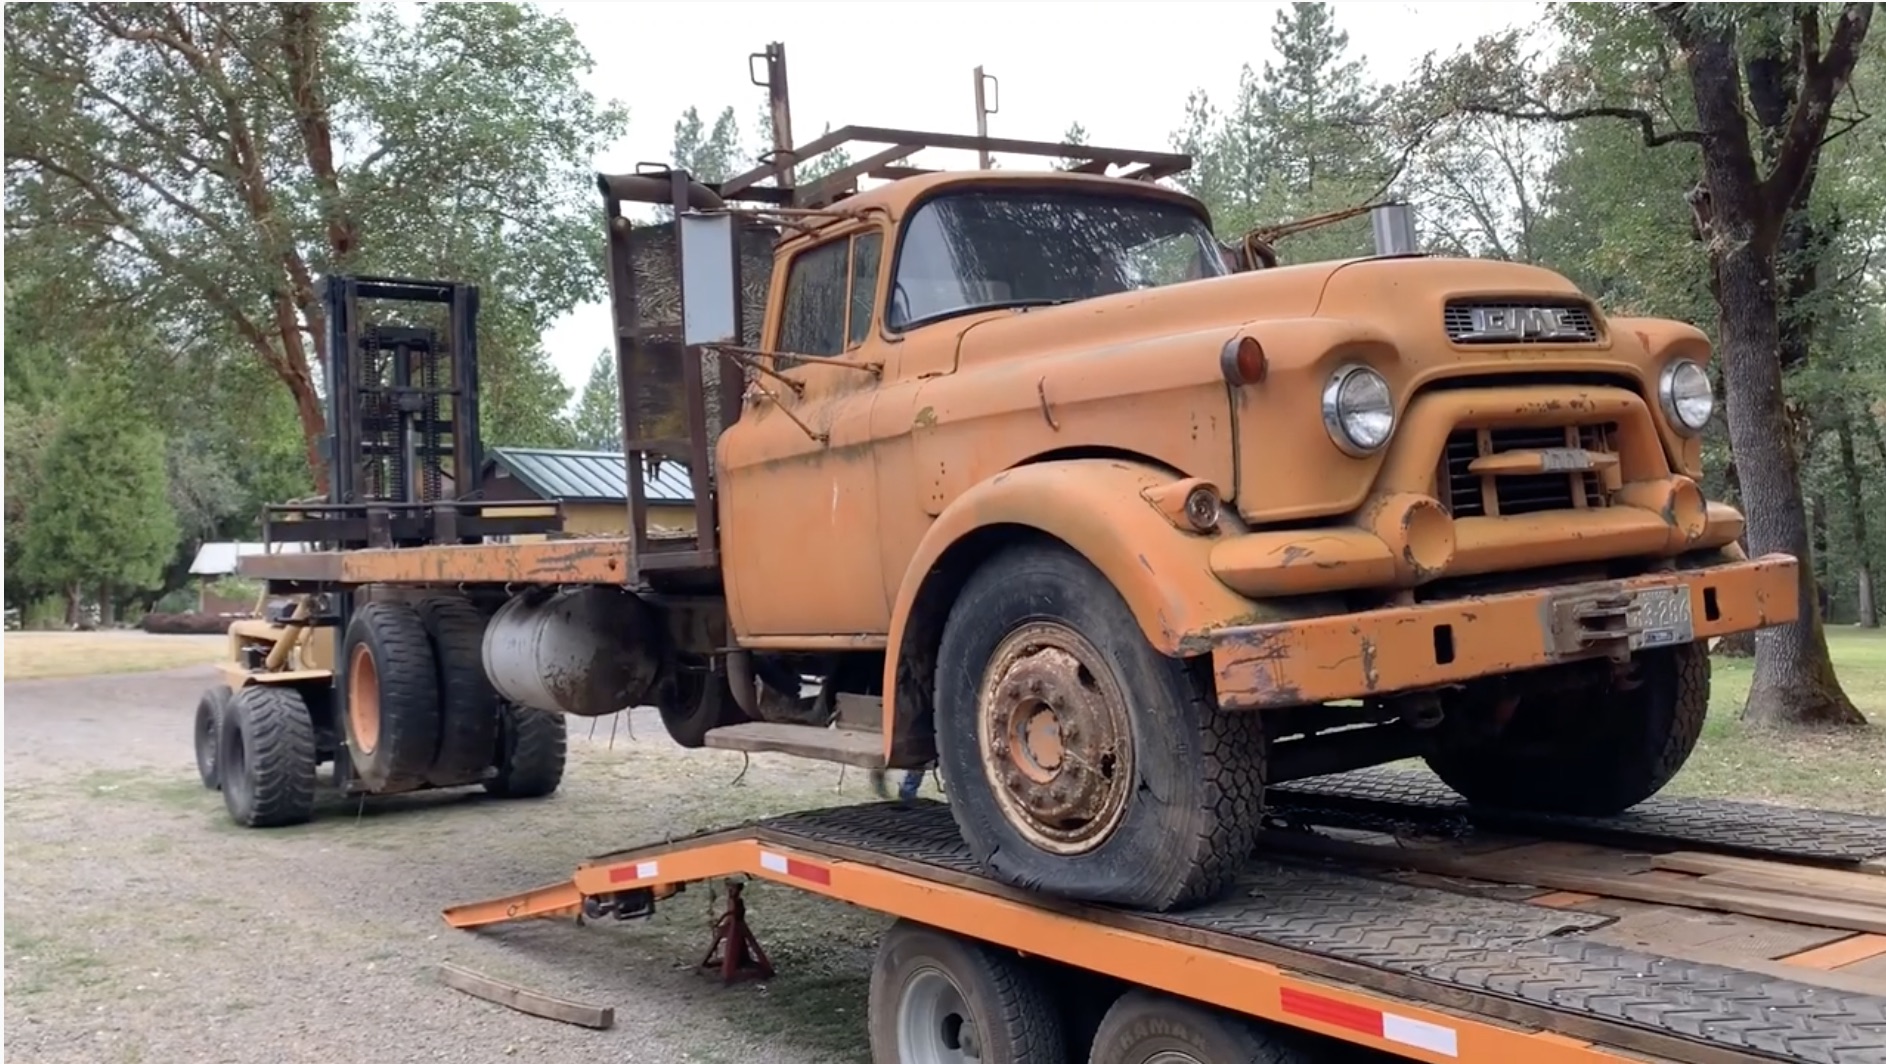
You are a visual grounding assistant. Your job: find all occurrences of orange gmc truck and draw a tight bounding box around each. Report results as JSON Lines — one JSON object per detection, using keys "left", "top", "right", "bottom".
{"left": 235, "top": 119, "right": 1799, "bottom": 915}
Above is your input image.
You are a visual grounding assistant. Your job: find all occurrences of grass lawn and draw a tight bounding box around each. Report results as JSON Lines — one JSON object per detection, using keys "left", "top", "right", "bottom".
{"left": 1665, "top": 626, "right": 1886, "bottom": 814}
{"left": 3, "top": 632, "right": 226, "bottom": 681}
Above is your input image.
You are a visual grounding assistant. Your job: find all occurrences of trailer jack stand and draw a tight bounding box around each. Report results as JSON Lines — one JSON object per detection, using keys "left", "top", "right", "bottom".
{"left": 701, "top": 881, "right": 774, "bottom": 985}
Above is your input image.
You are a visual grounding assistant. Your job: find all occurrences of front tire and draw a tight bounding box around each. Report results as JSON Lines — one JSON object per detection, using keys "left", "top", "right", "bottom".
{"left": 1423, "top": 641, "right": 1710, "bottom": 815}
{"left": 341, "top": 601, "right": 442, "bottom": 794}
{"left": 219, "top": 685, "right": 318, "bottom": 828}
{"left": 194, "top": 684, "right": 232, "bottom": 790}
{"left": 935, "top": 541, "right": 1267, "bottom": 912}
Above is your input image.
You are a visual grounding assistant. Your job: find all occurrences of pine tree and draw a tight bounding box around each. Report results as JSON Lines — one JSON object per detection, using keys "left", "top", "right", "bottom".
{"left": 570, "top": 351, "right": 622, "bottom": 451}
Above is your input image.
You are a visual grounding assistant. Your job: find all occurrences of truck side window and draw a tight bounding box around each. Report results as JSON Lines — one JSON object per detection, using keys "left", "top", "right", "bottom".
{"left": 847, "top": 232, "right": 883, "bottom": 349}
{"left": 779, "top": 238, "right": 849, "bottom": 356}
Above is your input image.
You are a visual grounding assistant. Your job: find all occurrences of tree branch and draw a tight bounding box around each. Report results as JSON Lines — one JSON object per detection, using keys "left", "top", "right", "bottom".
{"left": 1457, "top": 101, "right": 1705, "bottom": 147}
{"left": 1761, "top": 2, "right": 1875, "bottom": 211}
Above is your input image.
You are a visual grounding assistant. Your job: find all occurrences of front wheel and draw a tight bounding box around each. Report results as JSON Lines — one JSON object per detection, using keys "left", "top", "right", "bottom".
{"left": 935, "top": 541, "right": 1266, "bottom": 912}
{"left": 1423, "top": 640, "right": 1710, "bottom": 815}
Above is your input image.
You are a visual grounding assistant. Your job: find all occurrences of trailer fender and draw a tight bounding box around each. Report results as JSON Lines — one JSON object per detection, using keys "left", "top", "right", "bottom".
{"left": 879, "top": 458, "right": 1264, "bottom": 766}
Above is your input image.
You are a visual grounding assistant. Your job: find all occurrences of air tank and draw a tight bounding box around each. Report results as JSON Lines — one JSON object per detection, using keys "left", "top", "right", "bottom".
{"left": 482, "top": 587, "right": 664, "bottom": 717}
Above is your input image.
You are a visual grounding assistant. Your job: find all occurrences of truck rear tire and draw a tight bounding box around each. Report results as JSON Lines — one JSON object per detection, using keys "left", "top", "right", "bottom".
{"left": 219, "top": 684, "right": 318, "bottom": 828}
{"left": 657, "top": 665, "right": 750, "bottom": 748}
{"left": 414, "top": 595, "right": 501, "bottom": 787}
{"left": 194, "top": 684, "right": 232, "bottom": 790}
{"left": 1089, "top": 988, "right": 1325, "bottom": 1064}
{"left": 484, "top": 700, "right": 566, "bottom": 799}
{"left": 1423, "top": 641, "right": 1710, "bottom": 816}
{"left": 935, "top": 541, "right": 1267, "bottom": 912}
{"left": 867, "top": 919, "right": 1065, "bottom": 1064}
{"left": 341, "top": 601, "right": 442, "bottom": 794}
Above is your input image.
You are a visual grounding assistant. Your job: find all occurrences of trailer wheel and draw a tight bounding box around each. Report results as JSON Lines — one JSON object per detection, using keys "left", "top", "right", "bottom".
{"left": 657, "top": 665, "right": 749, "bottom": 748}
{"left": 1089, "top": 988, "right": 1322, "bottom": 1064}
{"left": 194, "top": 684, "right": 233, "bottom": 790}
{"left": 341, "top": 601, "right": 441, "bottom": 794}
{"left": 867, "top": 919, "right": 1065, "bottom": 1064}
{"left": 414, "top": 595, "right": 501, "bottom": 787}
{"left": 484, "top": 700, "right": 566, "bottom": 799}
{"left": 219, "top": 684, "right": 318, "bottom": 828}
{"left": 1423, "top": 640, "right": 1710, "bottom": 815}
{"left": 935, "top": 541, "right": 1267, "bottom": 911}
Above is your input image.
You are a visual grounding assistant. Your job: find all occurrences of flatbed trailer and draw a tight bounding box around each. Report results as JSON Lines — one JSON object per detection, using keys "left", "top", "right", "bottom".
{"left": 445, "top": 769, "right": 1886, "bottom": 1064}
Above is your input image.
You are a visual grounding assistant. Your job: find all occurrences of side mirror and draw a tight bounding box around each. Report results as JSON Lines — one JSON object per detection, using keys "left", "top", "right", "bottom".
{"left": 678, "top": 211, "right": 742, "bottom": 347}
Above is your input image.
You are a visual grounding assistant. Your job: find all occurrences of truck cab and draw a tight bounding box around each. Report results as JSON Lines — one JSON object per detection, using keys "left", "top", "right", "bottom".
{"left": 675, "top": 160, "right": 1798, "bottom": 912}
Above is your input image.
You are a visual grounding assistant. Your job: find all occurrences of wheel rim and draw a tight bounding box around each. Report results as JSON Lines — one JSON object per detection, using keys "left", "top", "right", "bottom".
{"left": 975, "top": 621, "right": 1134, "bottom": 855}
{"left": 348, "top": 642, "right": 381, "bottom": 755}
{"left": 897, "top": 967, "right": 983, "bottom": 1064}
{"left": 1144, "top": 1053, "right": 1205, "bottom": 1064}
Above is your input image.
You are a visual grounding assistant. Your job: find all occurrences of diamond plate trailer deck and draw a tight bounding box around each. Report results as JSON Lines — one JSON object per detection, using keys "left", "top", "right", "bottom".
{"left": 446, "top": 800, "right": 1886, "bottom": 1064}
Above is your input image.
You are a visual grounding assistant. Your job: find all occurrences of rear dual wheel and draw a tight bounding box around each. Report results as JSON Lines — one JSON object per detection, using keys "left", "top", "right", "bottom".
{"left": 219, "top": 684, "right": 318, "bottom": 828}
{"left": 935, "top": 542, "right": 1267, "bottom": 912}
{"left": 194, "top": 684, "right": 233, "bottom": 790}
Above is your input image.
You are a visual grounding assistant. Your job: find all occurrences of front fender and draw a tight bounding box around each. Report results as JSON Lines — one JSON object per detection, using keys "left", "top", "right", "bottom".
{"left": 878, "top": 458, "right": 1266, "bottom": 763}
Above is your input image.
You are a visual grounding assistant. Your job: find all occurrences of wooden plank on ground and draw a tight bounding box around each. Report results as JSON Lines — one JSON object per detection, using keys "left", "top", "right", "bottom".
{"left": 1650, "top": 852, "right": 1886, "bottom": 904}
{"left": 1779, "top": 933, "right": 1886, "bottom": 971}
{"left": 437, "top": 963, "right": 614, "bottom": 1029}
{"left": 1267, "top": 831, "right": 1886, "bottom": 936}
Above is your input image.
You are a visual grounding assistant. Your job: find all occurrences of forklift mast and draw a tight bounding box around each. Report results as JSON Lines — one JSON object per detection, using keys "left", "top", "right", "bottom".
{"left": 262, "top": 274, "right": 563, "bottom": 554}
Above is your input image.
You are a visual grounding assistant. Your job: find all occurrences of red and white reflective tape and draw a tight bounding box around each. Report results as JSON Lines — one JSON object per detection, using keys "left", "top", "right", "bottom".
{"left": 1280, "top": 987, "right": 1458, "bottom": 1057}
{"left": 607, "top": 860, "right": 660, "bottom": 884}
{"left": 758, "top": 850, "right": 832, "bottom": 886}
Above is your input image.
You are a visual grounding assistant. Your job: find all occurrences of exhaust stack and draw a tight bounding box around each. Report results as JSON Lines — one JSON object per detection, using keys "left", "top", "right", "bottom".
{"left": 1370, "top": 203, "right": 1418, "bottom": 257}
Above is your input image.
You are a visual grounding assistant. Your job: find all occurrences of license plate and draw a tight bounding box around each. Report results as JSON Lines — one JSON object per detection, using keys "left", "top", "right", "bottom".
{"left": 1628, "top": 585, "right": 1695, "bottom": 649}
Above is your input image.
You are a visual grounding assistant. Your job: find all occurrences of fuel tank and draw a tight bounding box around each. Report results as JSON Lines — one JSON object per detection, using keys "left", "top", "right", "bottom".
{"left": 481, "top": 587, "right": 664, "bottom": 717}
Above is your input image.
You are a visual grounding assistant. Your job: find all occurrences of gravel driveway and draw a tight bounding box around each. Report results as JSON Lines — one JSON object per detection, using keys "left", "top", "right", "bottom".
{"left": 4, "top": 665, "right": 897, "bottom": 1064}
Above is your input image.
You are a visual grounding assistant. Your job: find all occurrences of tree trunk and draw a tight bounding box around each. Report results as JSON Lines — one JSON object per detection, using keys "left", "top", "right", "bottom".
{"left": 1835, "top": 402, "right": 1878, "bottom": 627}
{"left": 64, "top": 583, "right": 82, "bottom": 628}
{"left": 1714, "top": 241, "right": 1864, "bottom": 726}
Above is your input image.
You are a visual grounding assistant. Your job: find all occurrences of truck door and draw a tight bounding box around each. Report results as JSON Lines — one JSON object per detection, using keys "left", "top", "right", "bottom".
{"left": 718, "top": 226, "right": 889, "bottom": 639}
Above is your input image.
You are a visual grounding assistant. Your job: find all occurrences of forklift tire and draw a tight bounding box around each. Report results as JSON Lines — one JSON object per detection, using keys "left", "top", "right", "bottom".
{"left": 867, "top": 919, "right": 1065, "bottom": 1064}
{"left": 1423, "top": 640, "right": 1710, "bottom": 816}
{"left": 485, "top": 700, "right": 566, "bottom": 799}
{"left": 219, "top": 684, "right": 317, "bottom": 828}
{"left": 341, "top": 601, "right": 442, "bottom": 794}
{"left": 1089, "top": 988, "right": 1324, "bottom": 1064}
{"left": 657, "top": 666, "right": 751, "bottom": 748}
{"left": 935, "top": 541, "right": 1267, "bottom": 912}
{"left": 414, "top": 595, "right": 501, "bottom": 787}
{"left": 194, "top": 684, "right": 233, "bottom": 790}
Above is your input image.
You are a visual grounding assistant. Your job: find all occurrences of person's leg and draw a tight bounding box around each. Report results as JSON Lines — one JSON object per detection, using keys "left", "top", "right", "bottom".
{"left": 897, "top": 768, "right": 924, "bottom": 802}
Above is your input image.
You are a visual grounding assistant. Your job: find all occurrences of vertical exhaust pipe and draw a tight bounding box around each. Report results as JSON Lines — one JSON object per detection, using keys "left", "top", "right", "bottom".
{"left": 1370, "top": 203, "right": 1418, "bottom": 257}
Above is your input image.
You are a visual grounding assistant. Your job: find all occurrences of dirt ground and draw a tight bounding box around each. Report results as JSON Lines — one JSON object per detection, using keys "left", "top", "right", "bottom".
{"left": 4, "top": 664, "right": 903, "bottom": 1064}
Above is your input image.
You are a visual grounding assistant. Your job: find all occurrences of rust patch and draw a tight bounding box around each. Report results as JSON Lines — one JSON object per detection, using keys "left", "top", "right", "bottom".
{"left": 1359, "top": 636, "right": 1379, "bottom": 690}
{"left": 913, "top": 405, "right": 938, "bottom": 428}
{"left": 1278, "top": 544, "right": 1313, "bottom": 567}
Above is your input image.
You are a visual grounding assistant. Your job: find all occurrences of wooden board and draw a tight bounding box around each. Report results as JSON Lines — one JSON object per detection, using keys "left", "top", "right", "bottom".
{"left": 1266, "top": 830, "right": 1886, "bottom": 936}
{"left": 702, "top": 722, "right": 885, "bottom": 769}
{"left": 437, "top": 963, "right": 614, "bottom": 1029}
{"left": 1651, "top": 852, "right": 1886, "bottom": 904}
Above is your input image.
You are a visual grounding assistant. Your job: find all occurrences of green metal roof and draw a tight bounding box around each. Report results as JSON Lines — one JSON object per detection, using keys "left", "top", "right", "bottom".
{"left": 483, "top": 447, "right": 694, "bottom": 504}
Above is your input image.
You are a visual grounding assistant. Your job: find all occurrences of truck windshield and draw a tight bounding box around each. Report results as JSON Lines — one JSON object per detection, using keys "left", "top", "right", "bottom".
{"left": 887, "top": 187, "right": 1226, "bottom": 330}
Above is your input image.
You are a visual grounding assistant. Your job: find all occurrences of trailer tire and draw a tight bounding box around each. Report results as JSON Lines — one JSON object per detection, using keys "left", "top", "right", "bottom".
{"left": 1423, "top": 640, "right": 1710, "bottom": 816}
{"left": 341, "top": 601, "right": 442, "bottom": 794}
{"left": 1089, "top": 988, "right": 1322, "bottom": 1064}
{"left": 867, "top": 919, "right": 1065, "bottom": 1064}
{"left": 657, "top": 666, "right": 750, "bottom": 748}
{"left": 194, "top": 684, "right": 233, "bottom": 790}
{"left": 414, "top": 595, "right": 501, "bottom": 786}
{"left": 935, "top": 541, "right": 1267, "bottom": 912}
{"left": 219, "top": 684, "right": 318, "bottom": 828}
{"left": 485, "top": 700, "right": 565, "bottom": 799}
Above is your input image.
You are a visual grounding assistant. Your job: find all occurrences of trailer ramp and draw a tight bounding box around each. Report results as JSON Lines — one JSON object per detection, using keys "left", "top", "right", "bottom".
{"left": 446, "top": 801, "right": 1886, "bottom": 1064}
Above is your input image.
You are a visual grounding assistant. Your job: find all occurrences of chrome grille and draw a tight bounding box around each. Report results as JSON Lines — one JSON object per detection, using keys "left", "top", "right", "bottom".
{"left": 1444, "top": 301, "right": 1599, "bottom": 344}
{"left": 1441, "top": 424, "right": 1613, "bottom": 518}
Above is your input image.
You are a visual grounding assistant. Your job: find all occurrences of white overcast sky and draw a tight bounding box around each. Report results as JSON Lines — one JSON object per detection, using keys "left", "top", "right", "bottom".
{"left": 536, "top": 0, "right": 1544, "bottom": 392}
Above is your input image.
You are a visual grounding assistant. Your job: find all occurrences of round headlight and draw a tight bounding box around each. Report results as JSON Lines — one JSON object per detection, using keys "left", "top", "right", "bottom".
{"left": 1322, "top": 364, "right": 1395, "bottom": 456}
{"left": 1659, "top": 359, "right": 1715, "bottom": 434}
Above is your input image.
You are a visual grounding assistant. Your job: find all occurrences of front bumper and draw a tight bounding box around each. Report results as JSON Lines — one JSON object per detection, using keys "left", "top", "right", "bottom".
{"left": 1209, "top": 552, "right": 1799, "bottom": 710}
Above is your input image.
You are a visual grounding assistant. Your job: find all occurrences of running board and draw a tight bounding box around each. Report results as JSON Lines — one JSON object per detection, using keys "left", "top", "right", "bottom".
{"left": 702, "top": 722, "right": 886, "bottom": 769}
